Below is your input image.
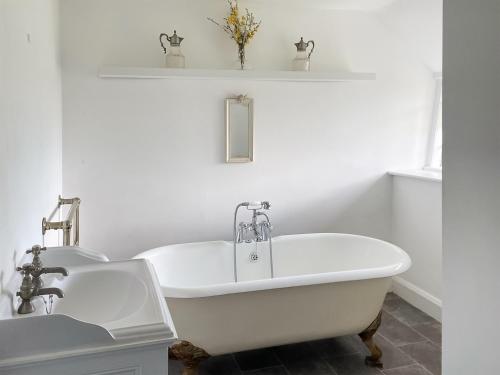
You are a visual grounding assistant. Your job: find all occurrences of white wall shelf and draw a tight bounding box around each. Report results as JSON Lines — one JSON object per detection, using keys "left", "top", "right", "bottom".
{"left": 99, "top": 66, "right": 376, "bottom": 82}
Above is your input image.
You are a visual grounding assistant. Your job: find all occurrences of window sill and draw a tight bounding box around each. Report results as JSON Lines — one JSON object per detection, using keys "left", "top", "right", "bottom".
{"left": 388, "top": 169, "right": 442, "bottom": 183}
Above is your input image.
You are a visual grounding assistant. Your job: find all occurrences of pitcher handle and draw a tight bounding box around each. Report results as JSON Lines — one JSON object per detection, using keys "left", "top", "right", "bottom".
{"left": 159, "top": 33, "right": 169, "bottom": 54}
{"left": 307, "top": 40, "right": 315, "bottom": 59}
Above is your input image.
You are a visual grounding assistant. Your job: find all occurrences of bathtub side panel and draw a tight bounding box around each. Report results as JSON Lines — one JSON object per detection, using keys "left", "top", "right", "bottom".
{"left": 166, "top": 277, "right": 390, "bottom": 355}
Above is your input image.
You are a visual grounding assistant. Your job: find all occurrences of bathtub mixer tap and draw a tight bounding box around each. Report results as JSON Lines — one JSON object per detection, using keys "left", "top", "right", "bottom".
{"left": 15, "top": 245, "right": 68, "bottom": 314}
{"left": 237, "top": 214, "right": 272, "bottom": 243}
{"left": 233, "top": 202, "right": 274, "bottom": 282}
{"left": 235, "top": 202, "right": 272, "bottom": 243}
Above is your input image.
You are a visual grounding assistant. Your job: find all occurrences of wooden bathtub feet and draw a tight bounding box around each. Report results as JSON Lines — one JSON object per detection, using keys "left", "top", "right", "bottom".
{"left": 169, "top": 341, "right": 210, "bottom": 375}
{"left": 359, "top": 310, "right": 383, "bottom": 368}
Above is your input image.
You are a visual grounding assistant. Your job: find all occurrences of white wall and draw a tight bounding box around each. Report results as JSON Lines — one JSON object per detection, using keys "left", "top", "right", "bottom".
{"left": 392, "top": 175, "right": 442, "bottom": 321}
{"left": 0, "top": 0, "right": 62, "bottom": 295}
{"left": 376, "top": 0, "right": 442, "bottom": 72}
{"left": 61, "top": 0, "right": 437, "bottom": 260}
{"left": 443, "top": 0, "right": 500, "bottom": 373}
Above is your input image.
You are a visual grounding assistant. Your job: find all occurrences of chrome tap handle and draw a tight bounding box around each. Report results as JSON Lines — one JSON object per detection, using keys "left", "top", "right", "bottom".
{"left": 239, "top": 222, "right": 253, "bottom": 243}
{"left": 16, "top": 266, "right": 35, "bottom": 301}
{"left": 26, "top": 245, "right": 46, "bottom": 268}
{"left": 16, "top": 263, "right": 35, "bottom": 274}
{"left": 236, "top": 222, "right": 245, "bottom": 243}
{"left": 17, "top": 263, "right": 42, "bottom": 289}
{"left": 16, "top": 265, "right": 26, "bottom": 273}
{"left": 26, "top": 245, "right": 46, "bottom": 255}
{"left": 256, "top": 221, "right": 269, "bottom": 242}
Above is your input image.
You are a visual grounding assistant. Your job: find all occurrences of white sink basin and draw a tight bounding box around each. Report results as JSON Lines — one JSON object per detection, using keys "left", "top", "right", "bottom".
{"left": 50, "top": 268, "right": 148, "bottom": 326}
{"left": 0, "top": 259, "right": 176, "bottom": 369}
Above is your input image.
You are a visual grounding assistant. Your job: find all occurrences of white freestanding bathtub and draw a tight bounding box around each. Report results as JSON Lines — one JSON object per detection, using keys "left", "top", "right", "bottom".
{"left": 135, "top": 233, "right": 410, "bottom": 369}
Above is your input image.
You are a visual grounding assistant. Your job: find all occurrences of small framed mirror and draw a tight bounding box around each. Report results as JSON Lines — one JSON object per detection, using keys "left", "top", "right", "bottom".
{"left": 226, "top": 95, "right": 254, "bottom": 163}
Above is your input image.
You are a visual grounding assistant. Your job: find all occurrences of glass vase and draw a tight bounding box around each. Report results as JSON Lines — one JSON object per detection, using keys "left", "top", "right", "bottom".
{"left": 234, "top": 43, "right": 251, "bottom": 70}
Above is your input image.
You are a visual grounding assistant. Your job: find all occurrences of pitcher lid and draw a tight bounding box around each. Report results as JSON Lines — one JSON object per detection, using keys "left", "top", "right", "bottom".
{"left": 169, "top": 30, "right": 184, "bottom": 46}
{"left": 294, "top": 37, "right": 308, "bottom": 51}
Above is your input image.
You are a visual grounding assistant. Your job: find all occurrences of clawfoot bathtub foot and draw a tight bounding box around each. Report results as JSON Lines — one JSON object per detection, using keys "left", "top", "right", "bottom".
{"left": 359, "top": 310, "right": 383, "bottom": 368}
{"left": 169, "top": 340, "right": 210, "bottom": 375}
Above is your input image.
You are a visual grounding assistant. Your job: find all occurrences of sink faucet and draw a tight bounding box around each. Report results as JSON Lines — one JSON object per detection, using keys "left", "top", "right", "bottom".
{"left": 15, "top": 245, "right": 68, "bottom": 315}
{"left": 16, "top": 264, "right": 65, "bottom": 314}
{"left": 25, "top": 245, "right": 69, "bottom": 288}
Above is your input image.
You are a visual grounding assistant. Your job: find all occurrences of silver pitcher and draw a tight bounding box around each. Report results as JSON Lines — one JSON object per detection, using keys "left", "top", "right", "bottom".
{"left": 159, "top": 30, "right": 185, "bottom": 68}
{"left": 292, "top": 37, "right": 315, "bottom": 72}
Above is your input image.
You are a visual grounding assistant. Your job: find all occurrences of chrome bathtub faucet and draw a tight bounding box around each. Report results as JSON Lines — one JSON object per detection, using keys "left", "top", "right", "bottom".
{"left": 15, "top": 245, "right": 68, "bottom": 315}
{"left": 233, "top": 202, "right": 274, "bottom": 282}
{"left": 235, "top": 202, "right": 273, "bottom": 243}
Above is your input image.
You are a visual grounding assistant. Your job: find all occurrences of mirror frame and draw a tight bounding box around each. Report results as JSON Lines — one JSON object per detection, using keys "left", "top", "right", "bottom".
{"left": 225, "top": 95, "right": 254, "bottom": 163}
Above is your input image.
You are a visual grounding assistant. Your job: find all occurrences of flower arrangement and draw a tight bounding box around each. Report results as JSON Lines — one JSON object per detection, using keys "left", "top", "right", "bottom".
{"left": 208, "top": 0, "right": 261, "bottom": 70}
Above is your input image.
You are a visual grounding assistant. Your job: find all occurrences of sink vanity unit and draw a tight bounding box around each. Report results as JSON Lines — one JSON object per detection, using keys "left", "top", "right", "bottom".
{"left": 0, "top": 247, "right": 176, "bottom": 375}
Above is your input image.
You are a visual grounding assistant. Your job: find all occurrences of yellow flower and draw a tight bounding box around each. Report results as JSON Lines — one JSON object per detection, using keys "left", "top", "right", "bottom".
{"left": 227, "top": 14, "right": 237, "bottom": 25}
{"left": 228, "top": 6, "right": 238, "bottom": 24}
{"left": 209, "top": 0, "right": 259, "bottom": 48}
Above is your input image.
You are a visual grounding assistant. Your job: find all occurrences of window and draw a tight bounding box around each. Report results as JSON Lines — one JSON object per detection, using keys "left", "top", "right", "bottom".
{"left": 426, "top": 75, "right": 442, "bottom": 169}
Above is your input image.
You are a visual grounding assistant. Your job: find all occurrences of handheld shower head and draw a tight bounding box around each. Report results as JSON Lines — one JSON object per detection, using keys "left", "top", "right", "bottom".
{"left": 247, "top": 201, "right": 262, "bottom": 207}
{"left": 237, "top": 201, "right": 270, "bottom": 210}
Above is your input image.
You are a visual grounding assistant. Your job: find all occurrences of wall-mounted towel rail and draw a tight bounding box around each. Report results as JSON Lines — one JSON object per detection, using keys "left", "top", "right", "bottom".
{"left": 42, "top": 196, "right": 81, "bottom": 246}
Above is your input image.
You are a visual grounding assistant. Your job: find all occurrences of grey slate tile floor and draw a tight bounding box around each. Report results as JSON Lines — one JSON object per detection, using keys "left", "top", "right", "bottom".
{"left": 169, "top": 293, "right": 441, "bottom": 375}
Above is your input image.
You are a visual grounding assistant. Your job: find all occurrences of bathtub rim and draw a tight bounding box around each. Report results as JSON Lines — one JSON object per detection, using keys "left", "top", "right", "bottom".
{"left": 134, "top": 233, "right": 411, "bottom": 298}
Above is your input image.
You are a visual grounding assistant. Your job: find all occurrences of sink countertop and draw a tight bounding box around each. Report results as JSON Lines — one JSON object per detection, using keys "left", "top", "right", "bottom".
{"left": 0, "top": 256, "right": 176, "bottom": 369}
